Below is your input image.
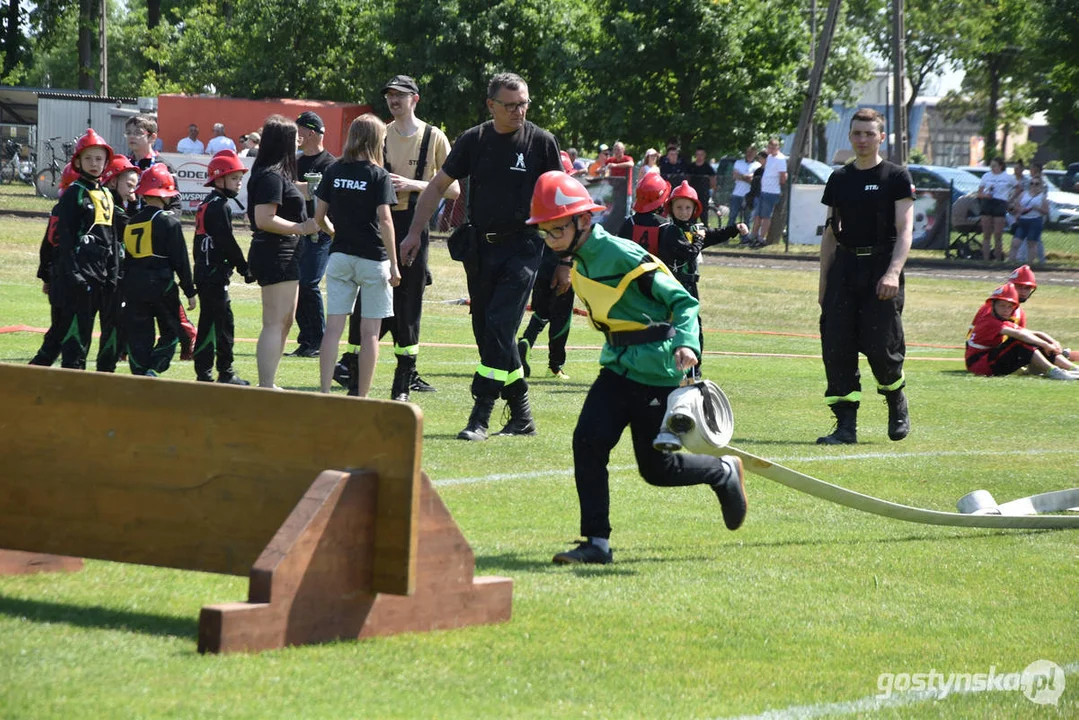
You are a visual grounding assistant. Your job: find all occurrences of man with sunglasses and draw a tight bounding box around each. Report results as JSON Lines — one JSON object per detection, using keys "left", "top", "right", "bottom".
{"left": 401, "top": 72, "right": 562, "bottom": 441}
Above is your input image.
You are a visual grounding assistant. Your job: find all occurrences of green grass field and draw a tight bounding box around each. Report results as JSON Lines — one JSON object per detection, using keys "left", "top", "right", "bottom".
{"left": 0, "top": 198, "right": 1076, "bottom": 719}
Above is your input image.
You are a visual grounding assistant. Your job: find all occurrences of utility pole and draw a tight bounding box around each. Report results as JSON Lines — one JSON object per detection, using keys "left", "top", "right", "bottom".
{"left": 765, "top": 0, "right": 842, "bottom": 247}
{"left": 890, "top": 0, "right": 907, "bottom": 164}
{"left": 99, "top": 0, "right": 108, "bottom": 97}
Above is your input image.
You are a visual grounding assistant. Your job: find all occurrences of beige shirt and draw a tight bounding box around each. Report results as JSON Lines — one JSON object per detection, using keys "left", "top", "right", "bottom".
{"left": 385, "top": 120, "right": 452, "bottom": 212}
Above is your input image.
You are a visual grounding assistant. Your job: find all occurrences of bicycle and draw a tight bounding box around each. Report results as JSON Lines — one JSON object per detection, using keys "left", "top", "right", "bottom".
{"left": 0, "top": 139, "right": 35, "bottom": 186}
{"left": 35, "top": 137, "right": 76, "bottom": 199}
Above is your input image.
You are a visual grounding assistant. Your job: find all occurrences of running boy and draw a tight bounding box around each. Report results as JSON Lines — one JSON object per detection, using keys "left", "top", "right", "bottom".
{"left": 526, "top": 170, "right": 747, "bottom": 565}
{"left": 616, "top": 171, "right": 671, "bottom": 255}
{"left": 122, "top": 164, "right": 197, "bottom": 376}
{"left": 193, "top": 150, "right": 252, "bottom": 385}
{"left": 965, "top": 282, "right": 1079, "bottom": 380}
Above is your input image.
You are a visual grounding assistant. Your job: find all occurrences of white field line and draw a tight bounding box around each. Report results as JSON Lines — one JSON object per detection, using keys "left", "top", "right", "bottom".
{"left": 432, "top": 448, "right": 1079, "bottom": 488}
{"left": 719, "top": 662, "right": 1079, "bottom": 720}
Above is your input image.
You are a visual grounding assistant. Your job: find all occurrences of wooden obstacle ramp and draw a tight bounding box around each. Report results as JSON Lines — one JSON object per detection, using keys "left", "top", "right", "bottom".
{"left": 0, "top": 364, "right": 512, "bottom": 653}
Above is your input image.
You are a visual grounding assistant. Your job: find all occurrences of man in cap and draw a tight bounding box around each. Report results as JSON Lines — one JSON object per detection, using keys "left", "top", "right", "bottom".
{"left": 334, "top": 75, "right": 460, "bottom": 399}
{"left": 286, "top": 110, "right": 336, "bottom": 357}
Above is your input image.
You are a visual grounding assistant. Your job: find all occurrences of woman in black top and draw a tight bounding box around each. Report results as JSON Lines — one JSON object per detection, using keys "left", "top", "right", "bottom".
{"left": 247, "top": 115, "right": 319, "bottom": 388}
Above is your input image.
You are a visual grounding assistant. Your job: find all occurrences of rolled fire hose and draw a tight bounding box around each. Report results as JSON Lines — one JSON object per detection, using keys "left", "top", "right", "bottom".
{"left": 653, "top": 381, "right": 1079, "bottom": 530}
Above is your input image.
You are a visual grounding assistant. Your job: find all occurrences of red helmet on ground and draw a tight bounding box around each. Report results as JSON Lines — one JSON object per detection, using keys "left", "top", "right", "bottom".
{"left": 526, "top": 171, "right": 606, "bottom": 225}
{"left": 73, "top": 128, "right": 114, "bottom": 164}
{"left": 205, "top": 149, "right": 248, "bottom": 186}
{"left": 58, "top": 162, "right": 80, "bottom": 193}
{"left": 633, "top": 171, "right": 671, "bottom": 213}
{"left": 986, "top": 282, "right": 1020, "bottom": 306}
{"left": 136, "top": 163, "right": 179, "bottom": 198}
{"left": 100, "top": 155, "right": 138, "bottom": 187}
{"left": 666, "top": 180, "right": 702, "bottom": 219}
{"left": 559, "top": 150, "right": 574, "bottom": 175}
{"left": 1008, "top": 264, "right": 1037, "bottom": 289}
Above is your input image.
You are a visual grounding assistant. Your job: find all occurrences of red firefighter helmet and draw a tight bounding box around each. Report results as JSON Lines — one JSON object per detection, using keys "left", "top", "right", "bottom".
{"left": 526, "top": 171, "right": 606, "bottom": 225}
{"left": 1008, "top": 264, "right": 1037, "bottom": 289}
{"left": 987, "top": 282, "right": 1020, "bottom": 306}
{"left": 633, "top": 171, "right": 671, "bottom": 213}
{"left": 100, "top": 155, "right": 138, "bottom": 187}
{"left": 136, "top": 162, "right": 179, "bottom": 198}
{"left": 666, "top": 180, "right": 702, "bottom": 219}
{"left": 559, "top": 150, "right": 574, "bottom": 175}
{"left": 205, "top": 149, "right": 248, "bottom": 186}
{"left": 58, "top": 162, "right": 80, "bottom": 194}
{"left": 72, "top": 128, "right": 114, "bottom": 164}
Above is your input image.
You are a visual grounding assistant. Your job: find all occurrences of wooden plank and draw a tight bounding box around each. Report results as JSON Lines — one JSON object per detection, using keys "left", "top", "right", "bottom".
{"left": 199, "top": 471, "right": 512, "bottom": 654}
{"left": 0, "top": 551, "right": 83, "bottom": 575}
{"left": 0, "top": 364, "right": 421, "bottom": 595}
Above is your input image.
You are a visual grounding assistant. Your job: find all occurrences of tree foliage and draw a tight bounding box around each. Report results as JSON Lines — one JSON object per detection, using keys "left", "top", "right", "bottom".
{"left": 1030, "top": 0, "right": 1079, "bottom": 160}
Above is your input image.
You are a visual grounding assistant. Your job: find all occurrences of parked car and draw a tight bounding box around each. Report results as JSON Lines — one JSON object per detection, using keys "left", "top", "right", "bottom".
{"left": 907, "top": 164, "right": 982, "bottom": 202}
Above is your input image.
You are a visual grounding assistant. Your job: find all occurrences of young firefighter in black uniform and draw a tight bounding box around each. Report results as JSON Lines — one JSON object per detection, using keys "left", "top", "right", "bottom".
{"left": 525, "top": 171, "right": 747, "bottom": 565}
{"left": 617, "top": 171, "right": 671, "bottom": 255}
{"left": 29, "top": 163, "right": 81, "bottom": 367}
{"left": 516, "top": 151, "right": 578, "bottom": 381}
{"left": 193, "top": 150, "right": 252, "bottom": 385}
{"left": 817, "top": 108, "right": 914, "bottom": 444}
{"left": 123, "top": 163, "right": 197, "bottom": 376}
{"left": 50, "top": 129, "right": 119, "bottom": 370}
{"left": 658, "top": 181, "right": 748, "bottom": 369}
{"left": 95, "top": 154, "right": 140, "bottom": 373}
{"left": 400, "top": 72, "right": 562, "bottom": 440}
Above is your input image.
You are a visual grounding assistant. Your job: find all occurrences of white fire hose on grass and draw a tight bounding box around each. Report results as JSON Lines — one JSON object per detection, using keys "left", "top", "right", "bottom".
{"left": 653, "top": 381, "right": 1079, "bottom": 530}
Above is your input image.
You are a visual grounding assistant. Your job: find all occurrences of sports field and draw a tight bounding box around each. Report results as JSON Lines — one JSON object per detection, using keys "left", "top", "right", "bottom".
{"left": 0, "top": 201, "right": 1076, "bottom": 718}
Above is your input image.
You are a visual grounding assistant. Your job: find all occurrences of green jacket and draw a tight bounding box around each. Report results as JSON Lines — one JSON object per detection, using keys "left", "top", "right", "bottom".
{"left": 570, "top": 224, "right": 701, "bottom": 387}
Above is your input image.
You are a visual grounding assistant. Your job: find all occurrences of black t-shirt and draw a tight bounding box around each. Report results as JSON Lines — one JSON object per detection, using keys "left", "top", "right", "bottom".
{"left": 822, "top": 160, "right": 914, "bottom": 245}
{"left": 315, "top": 159, "right": 397, "bottom": 260}
{"left": 297, "top": 149, "right": 336, "bottom": 218}
{"left": 684, "top": 161, "right": 716, "bottom": 202}
{"left": 441, "top": 120, "right": 561, "bottom": 232}
{"left": 246, "top": 168, "right": 307, "bottom": 239}
{"left": 658, "top": 156, "right": 687, "bottom": 181}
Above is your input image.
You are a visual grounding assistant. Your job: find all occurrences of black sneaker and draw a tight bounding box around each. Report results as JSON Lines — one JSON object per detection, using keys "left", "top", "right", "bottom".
{"left": 553, "top": 540, "right": 613, "bottom": 565}
{"left": 712, "top": 456, "right": 748, "bottom": 531}
{"left": 218, "top": 373, "right": 250, "bottom": 386}
{"left": 333, "top": 355, "right": 353, "bottom": 387}
{"left": 410, "top": 371, "right": 437, "bottom": 392}
{"left": 517, "top": 338, "right": 531, "bottom": 378}
{"left": 286, "top": 346, "right": 319, "bottom": 358}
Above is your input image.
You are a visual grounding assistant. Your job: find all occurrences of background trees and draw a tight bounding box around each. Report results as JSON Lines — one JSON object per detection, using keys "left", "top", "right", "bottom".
{"left": 3, "top": 0, "right": 1076, "bottom": 161}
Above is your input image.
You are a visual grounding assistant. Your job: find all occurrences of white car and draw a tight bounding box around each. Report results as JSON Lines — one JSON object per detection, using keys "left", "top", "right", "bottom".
{"left": 960, "top": 165, "right": 1079, "bottom": 230}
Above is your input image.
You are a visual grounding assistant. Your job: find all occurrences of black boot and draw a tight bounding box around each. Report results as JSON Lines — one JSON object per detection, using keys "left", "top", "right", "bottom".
{"left": 391, "top": 359, "right": 412, "bottom": 402}
{"left": 333, "top": 352, "right": 356, "bottom": 388}
{"left": 458, "top": 395, "right": 497, "bottom": 441}
{"left": 884, "top": 389, "right": 909, "bottom": 441}
{"left": 497, "top": 383, "right": 537, "bottom": 436}
{"left": 217, "top": 370, "right": 250, "bottom": 386}
{"left": 817, "top": 401, "right": 858, "bottom": 445}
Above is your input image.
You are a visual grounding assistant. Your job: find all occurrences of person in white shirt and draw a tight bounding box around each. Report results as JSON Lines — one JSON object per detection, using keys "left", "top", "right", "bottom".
{"left": 978, "top": 156, "right": 1016, "bottom": 262}
{"left": 176, "top": 124, "right": 205, "bottom": 154}
{"left": 755, "top": 137, "right": 787, "bottom": 245}
{"left": 728, "top": 144, "right": 759, "bottom": 227}
{"left": 1008, "top": 175, "right": 1050, "bottom": 265}
{"left": 205, "top": 123, "right": 237, "bottom": 155}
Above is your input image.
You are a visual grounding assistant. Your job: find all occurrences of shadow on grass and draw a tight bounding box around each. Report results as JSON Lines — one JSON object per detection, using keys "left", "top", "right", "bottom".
{"left": 0, "top": 594, "right": 198, "bottom": 639}
{"left": 476, "top": 551, "right": 638, "bottom": 577}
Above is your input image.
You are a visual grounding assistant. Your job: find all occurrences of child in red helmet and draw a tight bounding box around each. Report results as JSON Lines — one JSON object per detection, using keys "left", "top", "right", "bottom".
{"left": 965, "top": 282, "right": 1079, "bottom": 380}
{"left": 617, "top": 171, "right": 671, "bottom": 255}
{"left": 122, "top": 163, "right": 197, "bottom": 376}
{"left": 527, "top": 170, "right": 747, "bottom": 565}
{"left": 658, "top": 181, "right": 748, "bottom": 370}
{"left": 50, "top": 128, "right": 120, "bottom": 370}
{"left": 1007, "top": 264, "right": 1072, "bottom": 359}
{"left": 192, "top": 150, "right": 252, "bottom": 385}
{"left": 29, "top": 162, "right": 84, "bottom": 367}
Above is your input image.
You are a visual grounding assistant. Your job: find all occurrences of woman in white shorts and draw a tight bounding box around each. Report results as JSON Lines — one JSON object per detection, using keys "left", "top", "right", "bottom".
{"left": 314, "top": 114, "right": 400, "bottom": 396}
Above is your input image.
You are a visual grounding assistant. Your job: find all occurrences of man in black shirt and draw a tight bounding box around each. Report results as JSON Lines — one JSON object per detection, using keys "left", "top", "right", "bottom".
{"left": 401, "top": 72, "right": 562, "bottom": 441}
{"left": 817, "top": 107, "right": 914, "bottom": 445}
{"left": 658, "top": 142, "right": 687, "bottom": 183}
{"left": 289, "top": 110, "right": 336, "bottom": 357}
{"left": 684, "top": 146, "right": 716, "bottom": 227}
